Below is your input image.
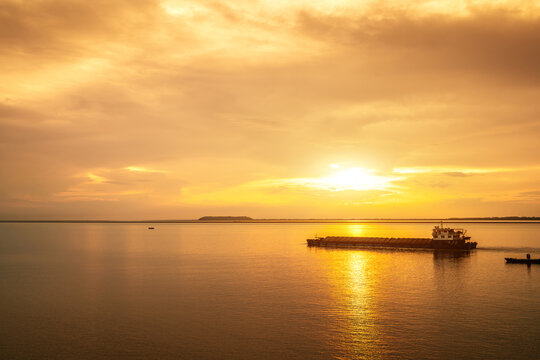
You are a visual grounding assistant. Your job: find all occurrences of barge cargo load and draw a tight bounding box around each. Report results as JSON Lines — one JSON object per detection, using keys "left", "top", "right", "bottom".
{"left": 307, "top": 223, "right": 477, "bottom": 250}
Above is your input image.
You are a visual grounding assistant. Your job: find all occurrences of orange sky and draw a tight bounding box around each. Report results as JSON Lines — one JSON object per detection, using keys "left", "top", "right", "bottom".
{"left": 1, "top": 0, "right": 539, "bottom": 219}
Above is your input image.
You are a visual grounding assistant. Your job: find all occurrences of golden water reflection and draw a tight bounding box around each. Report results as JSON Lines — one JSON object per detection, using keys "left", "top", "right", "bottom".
{"left": 312, "top": 224, "right": 475, "bottom": 359}
{"left": 317, "top": 248, "right": 385, "bottom": 359}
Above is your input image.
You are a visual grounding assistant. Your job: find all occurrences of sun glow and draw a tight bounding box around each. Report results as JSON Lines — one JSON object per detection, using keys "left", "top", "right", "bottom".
{"left": 259, "top": 167, "right": 402, "bottom": 192}
{"left": 310, "top": 167, "right": 401, "bottom": 192}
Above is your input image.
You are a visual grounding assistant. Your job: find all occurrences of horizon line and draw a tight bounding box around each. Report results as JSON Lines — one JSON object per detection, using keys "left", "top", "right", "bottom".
{"left": 1, "top": 216, "right": 539, "bottom": 224}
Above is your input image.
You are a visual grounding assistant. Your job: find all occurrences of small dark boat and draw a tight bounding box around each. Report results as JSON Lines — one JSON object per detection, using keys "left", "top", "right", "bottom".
{"left": 148, "top": 226, "right": 155, "bottom": 230}
{"left": 505, "top": 254, "right": 540, "bottom": 264}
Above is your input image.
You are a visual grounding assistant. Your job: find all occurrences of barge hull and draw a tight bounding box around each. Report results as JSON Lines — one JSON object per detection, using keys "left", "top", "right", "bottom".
{"left": 307, "top": 236, "right": 477, "bottom": 250}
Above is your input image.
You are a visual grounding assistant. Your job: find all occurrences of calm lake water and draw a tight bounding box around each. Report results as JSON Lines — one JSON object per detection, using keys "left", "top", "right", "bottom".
{"left": 1, "top": 222, "right": 539, "bottom": 359}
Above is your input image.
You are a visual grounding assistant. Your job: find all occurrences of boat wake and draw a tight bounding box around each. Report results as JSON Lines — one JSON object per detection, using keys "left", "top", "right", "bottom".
{"left": 478, "top": 246, "right": 540, "bottom": 253}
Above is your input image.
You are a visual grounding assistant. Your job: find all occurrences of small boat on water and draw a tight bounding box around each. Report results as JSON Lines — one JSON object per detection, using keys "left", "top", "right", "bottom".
{"left": 148, "top": 226, "right": 155, "bottom": 230}
{"left": 505, "top": 254, "right": 540, "bottom": 264}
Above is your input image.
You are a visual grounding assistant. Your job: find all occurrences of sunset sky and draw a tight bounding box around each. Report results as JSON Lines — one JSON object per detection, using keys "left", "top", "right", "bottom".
{"left": 1, "top": 0, "right": 539, "bottom": 219}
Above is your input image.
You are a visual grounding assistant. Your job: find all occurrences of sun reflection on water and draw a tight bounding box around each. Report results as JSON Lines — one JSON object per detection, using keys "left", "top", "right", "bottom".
{"left": 318, "top": 249, "right": 384, "bottom": 358}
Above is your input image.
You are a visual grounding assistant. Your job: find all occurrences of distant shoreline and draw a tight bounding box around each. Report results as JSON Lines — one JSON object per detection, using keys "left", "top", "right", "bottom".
{"left": 1, "top": 218, "right": 539, "bottom": 224}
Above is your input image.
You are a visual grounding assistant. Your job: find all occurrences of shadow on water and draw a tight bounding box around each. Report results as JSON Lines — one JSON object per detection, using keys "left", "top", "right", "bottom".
{"left": 308, "top": 246, "right": 474, "bottom": 258}
{"left": 504, "top": 262, "right": 535, "bottom": 276}
{"left": 432, "top": 250, "right": 472, "bottom": 261}
{"left": 307, "top": 244, "right": 540, "bottom": 256}
{"left": 432, "top": 250, "right": 473, "bottom": 276}
{"left": 308, "top": 246, "right": 475, "bottom": 268}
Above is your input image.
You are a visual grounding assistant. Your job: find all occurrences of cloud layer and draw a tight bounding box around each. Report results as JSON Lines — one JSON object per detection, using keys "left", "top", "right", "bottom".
{"left": 1, "top": 0, "right": 539, "bottom": 219}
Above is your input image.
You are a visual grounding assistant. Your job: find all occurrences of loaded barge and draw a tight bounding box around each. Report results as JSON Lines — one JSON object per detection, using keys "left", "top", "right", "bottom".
{"left": 307, "top": 223, "right": 477, "bottom": 250}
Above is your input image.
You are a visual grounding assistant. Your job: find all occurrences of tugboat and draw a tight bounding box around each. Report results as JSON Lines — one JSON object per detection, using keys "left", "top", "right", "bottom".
{"left": 430, "top": 223, "right": 475, "bottom": 249}
{"left": 307, "top": 222, "right": 477, "bottom": 250}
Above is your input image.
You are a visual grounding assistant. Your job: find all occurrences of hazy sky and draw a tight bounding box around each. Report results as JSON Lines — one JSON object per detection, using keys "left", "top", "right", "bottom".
{"left": 1, "top": 0, "right": 539, "bottom": 219}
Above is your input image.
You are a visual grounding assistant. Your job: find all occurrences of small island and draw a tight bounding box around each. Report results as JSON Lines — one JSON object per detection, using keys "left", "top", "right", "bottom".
{"left": 198, "top": 216, "right": 253, "bottom": 221}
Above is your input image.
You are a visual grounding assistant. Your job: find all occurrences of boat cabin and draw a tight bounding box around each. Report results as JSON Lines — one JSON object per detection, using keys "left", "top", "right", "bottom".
{"left": 432, "top": 223, "right": 468, "bottom": 241}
